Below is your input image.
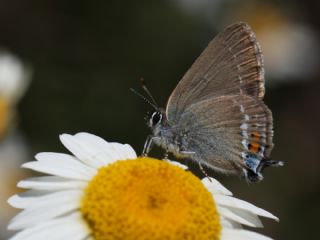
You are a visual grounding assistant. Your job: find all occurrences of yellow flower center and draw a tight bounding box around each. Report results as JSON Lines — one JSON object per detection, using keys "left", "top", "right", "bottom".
{"left": 0, "top": 97, "right": 10, "bottom": 138}
{"left": 81, "top": 157, "right": 221, "bottom": 240}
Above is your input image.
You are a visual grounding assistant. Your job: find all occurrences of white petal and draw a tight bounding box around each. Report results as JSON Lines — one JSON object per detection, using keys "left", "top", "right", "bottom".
{"left": 221, "top": 228, "right": 273, "bottom": 240}
{"left": 8, "top": 192, "right": 45, "bottom": 209}
{"left": 36, "top": 152, "right": 96, "bottom": 173}
{"left": 164, "top": 159, "right": 188, "bottom": 170}
{"left": 73, "top": 133, "right": 120, "bottom": 166}
{"left": 121, "top": 143, "right": 138, "bottom": 159}
{"left": 23, "top": 153, "right": 97, "bottom": 181}
{"left": 230, "top": 207, "right": 263, "bottom": 227}
{"left": 18, "top": 176, "right": 87, "bottom": 191}
{"left": 15, "top": 189, "right": 53, "bottom": 197}
{"left": 73, "top": 133, "right": 136, "bottom": 167}
{"left": 8, "top": 189, "right": 82, "bottom": 209}
{"left": 60, "top": 133, "right": 125, "bottom": 168}
{"left": 8, "top": 190, "right": 82, "bottom": 230}
{"left": 59, "top": 134, "right": 102, "bottom": 168}
{"left": 109, "top": 142, "right": 137, "bottom": 160}
{"left": 218, "top": 206, "right": 262, "bottom": 227}
{"left": 215, "top": 195, "right": 278, "bottom": 221}
{"left": 202, "top": 177, "right": 233, "bottom": 196}
{"left": 220, "top": 217, "right": 243, "bottom": 229}
{"left": 9, "top": 212, "right": 90, "bottom": 240}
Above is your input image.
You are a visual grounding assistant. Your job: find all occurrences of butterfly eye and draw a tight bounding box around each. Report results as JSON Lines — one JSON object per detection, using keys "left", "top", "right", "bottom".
{"left": 150, "top": 112, "right": 162, "bottom": 126}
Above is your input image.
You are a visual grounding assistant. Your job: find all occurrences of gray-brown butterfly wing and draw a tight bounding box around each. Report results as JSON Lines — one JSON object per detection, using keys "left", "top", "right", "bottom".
{"left": 176, "top": 94, "right": 273, "bottom": 174}
{"left": 166, "top": 22, "right": 265, "bottom": 123}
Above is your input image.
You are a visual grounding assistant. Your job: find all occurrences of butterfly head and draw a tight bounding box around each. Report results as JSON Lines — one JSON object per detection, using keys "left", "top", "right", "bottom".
{"left": 147, "top": 111, "right": 163, "bottom": 128}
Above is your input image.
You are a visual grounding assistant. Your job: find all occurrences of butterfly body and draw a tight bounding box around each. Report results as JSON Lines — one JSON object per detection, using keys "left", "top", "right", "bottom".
{"left": 143, "top": 22, "right": 283, "bottom": 182}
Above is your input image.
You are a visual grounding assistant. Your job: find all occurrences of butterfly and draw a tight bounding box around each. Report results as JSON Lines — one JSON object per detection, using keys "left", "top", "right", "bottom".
{"left": 140, "top": 22, "right": 283, "bottom": 182}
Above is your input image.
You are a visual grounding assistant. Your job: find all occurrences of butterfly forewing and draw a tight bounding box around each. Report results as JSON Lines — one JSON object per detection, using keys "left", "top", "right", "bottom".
{"left": 166, "top": 22, "right": 265, "bottom": 123}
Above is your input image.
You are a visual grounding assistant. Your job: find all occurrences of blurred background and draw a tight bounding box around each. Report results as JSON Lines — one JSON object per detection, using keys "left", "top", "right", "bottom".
{"left": 0, "top": 0, "right": 319, "bottom": 239}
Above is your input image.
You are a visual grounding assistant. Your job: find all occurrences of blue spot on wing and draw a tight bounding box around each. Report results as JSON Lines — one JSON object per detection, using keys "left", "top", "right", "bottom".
{"left": 244, "top": 153, "right": 261, "bottom": 173}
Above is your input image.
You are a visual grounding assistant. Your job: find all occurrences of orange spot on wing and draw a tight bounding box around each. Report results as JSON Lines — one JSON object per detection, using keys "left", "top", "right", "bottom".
{"left": 249, "top": 142, "right": 260, "bottom": 153}
{"left": 251, "top": 132, "right": 261, "bottom": 139}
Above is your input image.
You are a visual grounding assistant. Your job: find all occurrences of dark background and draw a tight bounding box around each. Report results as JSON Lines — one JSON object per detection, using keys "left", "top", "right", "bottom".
{"left": 1, "top": 0, "right": 320, "bottom": 239}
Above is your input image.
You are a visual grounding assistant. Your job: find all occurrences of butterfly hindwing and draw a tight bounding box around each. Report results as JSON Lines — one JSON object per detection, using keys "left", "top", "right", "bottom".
{"left": 175, "top": 94, "right": 273, "bottom": 174}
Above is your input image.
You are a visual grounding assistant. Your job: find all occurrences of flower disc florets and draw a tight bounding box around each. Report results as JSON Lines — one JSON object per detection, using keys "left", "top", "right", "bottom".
{"left": 81, "top": 157, "right": 221, "bottom": 240}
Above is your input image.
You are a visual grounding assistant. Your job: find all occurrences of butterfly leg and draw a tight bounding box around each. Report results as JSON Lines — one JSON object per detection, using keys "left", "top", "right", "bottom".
{"left": 198, "top": 162, "right": 212, "bottom": 181}
{"left": 180, "top": 151, "right": 211, "bottom": 180}
{"left": 142, "top": 135, "right": 153, "bottom": 156}
{"left": 163, "top": 151, "right": 169, "bottom": 160}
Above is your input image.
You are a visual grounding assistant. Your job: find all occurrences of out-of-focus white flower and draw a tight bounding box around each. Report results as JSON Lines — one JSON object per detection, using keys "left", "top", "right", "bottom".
{"left": 0, "top": 133, "right": 30, "bottom": 239}
{"left": 0, "top": 52, "right": 31, "bottom": 104}
{"left": 175, "top": 1, "right": 320, "bottom": 82}
{"left": 256, "top": 22, "right": 319, "bottom": 81}
{"left": 0, "top": 51, "right": 31, "bottom": 138}
{"left": 223, "top": 2, "right": 320, "bottom": 82}
{"left": 0, "top": 51, "right": 31, "bottom": 238}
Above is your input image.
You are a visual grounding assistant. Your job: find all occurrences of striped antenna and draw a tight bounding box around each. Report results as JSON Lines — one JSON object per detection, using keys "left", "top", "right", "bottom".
{"left": 130, "top": 88, "right": 158, "bottom": 110}
{"left": 140, "top": 78, "right": 159, "bottom": 108}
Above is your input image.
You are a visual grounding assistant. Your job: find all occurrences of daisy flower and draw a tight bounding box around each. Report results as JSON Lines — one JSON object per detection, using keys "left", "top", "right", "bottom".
{"left": 8, "top": 132, "right": 278, "bottom": 240}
